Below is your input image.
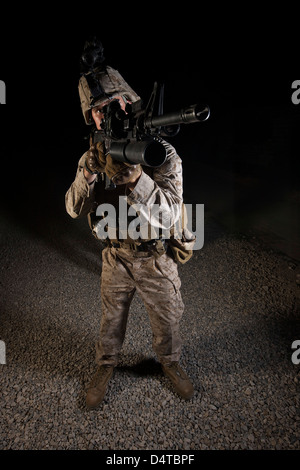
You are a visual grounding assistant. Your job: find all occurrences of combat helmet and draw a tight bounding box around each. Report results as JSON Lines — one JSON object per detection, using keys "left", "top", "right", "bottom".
{"left": 78, "top": 38, "right": 140, "bottom": 125}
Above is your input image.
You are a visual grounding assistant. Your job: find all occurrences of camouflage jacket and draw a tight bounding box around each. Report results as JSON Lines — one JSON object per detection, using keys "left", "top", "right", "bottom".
{"left": 65, "top": 139, "right": 183, "bottom": 242}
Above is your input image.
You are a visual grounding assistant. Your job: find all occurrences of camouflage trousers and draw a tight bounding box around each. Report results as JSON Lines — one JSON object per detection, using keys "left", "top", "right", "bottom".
{"left": 96, "top": 246, "right": 184, "bottom": 366}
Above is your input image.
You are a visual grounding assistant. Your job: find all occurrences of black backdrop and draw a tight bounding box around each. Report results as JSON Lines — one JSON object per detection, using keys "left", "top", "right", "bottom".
{"left": 0, "top": 8, "right": 299, "bottom": 258}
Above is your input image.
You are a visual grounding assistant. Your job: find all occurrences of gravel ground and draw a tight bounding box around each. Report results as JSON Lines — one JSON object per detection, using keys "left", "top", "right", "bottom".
{"left": 0, "top": 206, "right": 299, "bottom": 451}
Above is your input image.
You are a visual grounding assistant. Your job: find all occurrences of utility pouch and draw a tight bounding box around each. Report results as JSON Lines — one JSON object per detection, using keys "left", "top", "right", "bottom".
{"left": 169, "top": 228, "right": 196, "bottom": 264}
{"left": 169, "top": 203, "right": 196, "bottom": 264}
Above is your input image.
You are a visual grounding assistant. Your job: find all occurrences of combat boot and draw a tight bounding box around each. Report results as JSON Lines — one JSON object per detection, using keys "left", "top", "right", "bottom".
{"left": 86, "top": 365, "right": 114, "bottom": 409}
{"left": 162, "top": 362, "right": 194, "bottom": 399}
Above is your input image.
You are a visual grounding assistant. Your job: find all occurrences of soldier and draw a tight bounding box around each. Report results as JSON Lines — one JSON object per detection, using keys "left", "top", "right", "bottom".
{"left": 65, "top": 39, "right": 194, "bottom": 409}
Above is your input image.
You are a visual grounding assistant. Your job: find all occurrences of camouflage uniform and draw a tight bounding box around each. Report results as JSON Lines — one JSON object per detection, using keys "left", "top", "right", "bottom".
{"left": 65, "top": 52, "right": 192, "bottom": 380}
{"left": 65, "top": 137, "right": 185, "bottom": 366}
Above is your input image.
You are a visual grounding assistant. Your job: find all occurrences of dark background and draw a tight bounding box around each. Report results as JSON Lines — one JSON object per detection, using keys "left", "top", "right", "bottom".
{"left": 0, "top": 8, "right": 299, "bottom": 259}
{"left": 0, "top": 11, "right": 299, "bottom": 457}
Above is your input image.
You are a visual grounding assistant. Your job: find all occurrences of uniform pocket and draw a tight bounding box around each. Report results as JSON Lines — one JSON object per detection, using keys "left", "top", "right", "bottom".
{"left": 153, "top": 254, "right": 181, "bottom": 294}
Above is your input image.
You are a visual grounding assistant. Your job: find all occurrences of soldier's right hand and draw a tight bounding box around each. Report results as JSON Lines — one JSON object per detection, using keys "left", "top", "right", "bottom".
{"left": 85, "top": 142, "right": 107, "bottom": 175}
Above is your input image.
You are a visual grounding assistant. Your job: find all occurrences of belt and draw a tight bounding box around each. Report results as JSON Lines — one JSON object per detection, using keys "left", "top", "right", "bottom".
{"left": 106, "top": 239, "right": 167, "bottom": 253}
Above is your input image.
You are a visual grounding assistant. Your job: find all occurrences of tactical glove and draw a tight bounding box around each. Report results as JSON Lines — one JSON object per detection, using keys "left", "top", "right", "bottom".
{"left": 85, "top": 142, "right": 142, "bottom": 185}
{"left": 85, "top": 142, "right": 107, "bottom": 174}
{"left": 105, "top": 155, "right": 141, "bottom": 185}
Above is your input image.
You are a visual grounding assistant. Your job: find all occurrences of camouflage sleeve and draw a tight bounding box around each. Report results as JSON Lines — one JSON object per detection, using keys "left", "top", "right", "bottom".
{"left": 126, "top": 140, "right": 183, "bottom": 231}
{"left": 65, "top": 153, "right": 96, "bottom": 219}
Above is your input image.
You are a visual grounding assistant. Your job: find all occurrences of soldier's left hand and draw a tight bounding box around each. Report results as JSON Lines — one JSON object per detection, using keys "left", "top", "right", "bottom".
{"left": 112, "top": 164, "right": 142, "bottom": 186}
{"left": 105, "top": 155, "right": 142, "bottom": 186}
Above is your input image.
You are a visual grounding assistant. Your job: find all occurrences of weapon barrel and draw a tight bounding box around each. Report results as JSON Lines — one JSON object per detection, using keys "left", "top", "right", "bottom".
{"left": 145, "top": 104, "right": 210, "bottom": 129}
